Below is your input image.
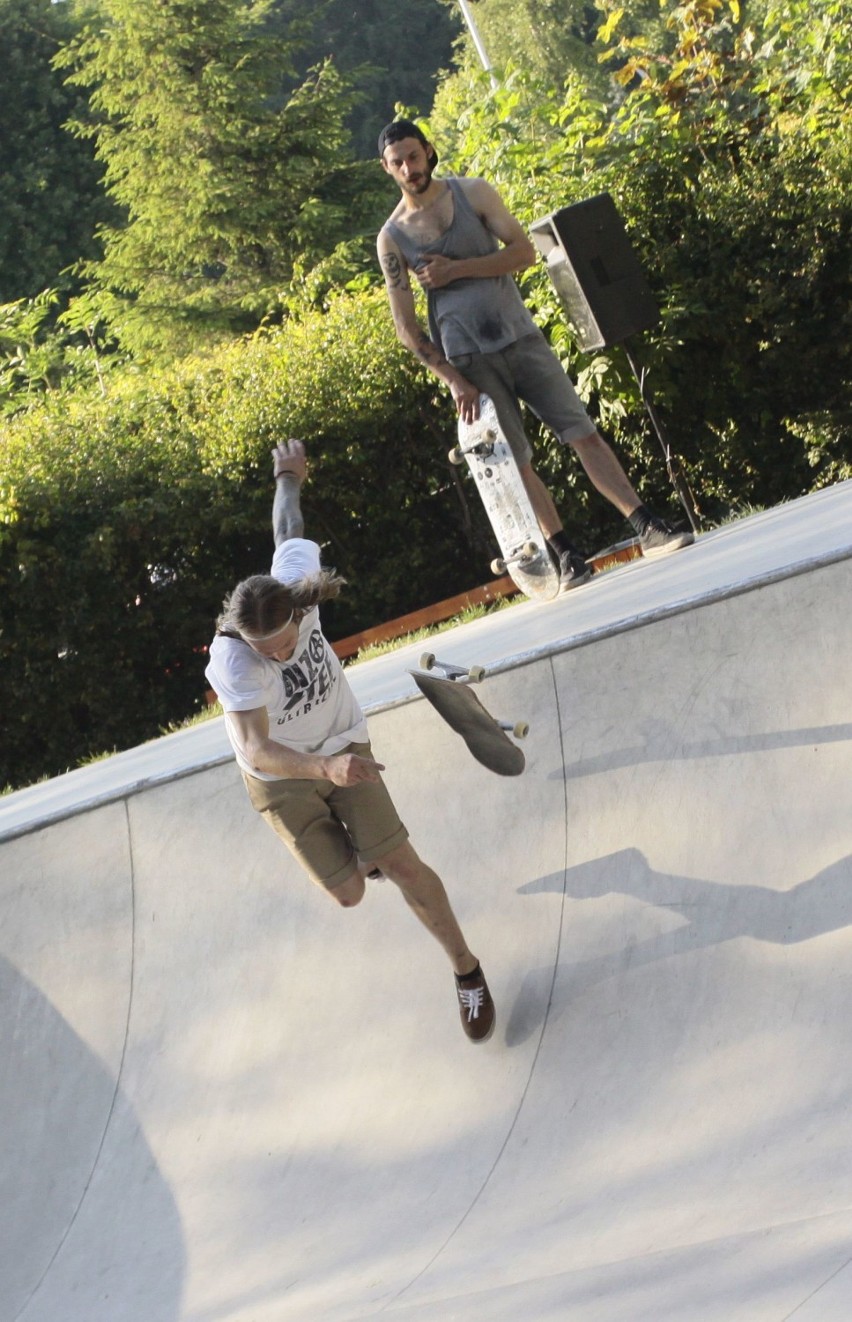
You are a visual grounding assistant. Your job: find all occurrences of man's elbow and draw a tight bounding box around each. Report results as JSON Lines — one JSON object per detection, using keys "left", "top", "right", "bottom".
{"left": 394, "top": 319, "right": 419, "bottom": 354}
{"left": 277, "top": 514, "right": 305, "bottom": 543}
{"left": 244, "top": 737, "right": 272, "bottom": 774}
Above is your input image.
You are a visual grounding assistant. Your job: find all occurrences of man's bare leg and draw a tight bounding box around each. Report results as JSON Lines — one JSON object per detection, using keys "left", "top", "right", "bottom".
{"left": 375, "top": 840, "right": 478, "bottom": 976}
{"left": 519, "top": 432, "right": 640, "bottom": 539}
{"left": 518, "top": 460, "right": 589, "bottom": 589}
{"left": 567, "top": 430, "right": 640, "bottom": 517}
{"left": 325, "top": 846, "right": 476, "bottom": 973}
{"left": 519, "top": 433, "right": 691, "bottom": 573}
{"left": 519, "top": 462, "right": 563, "bottom": 538}
{"left": 329, "top": 842, "right": 494, "bottom": 1040}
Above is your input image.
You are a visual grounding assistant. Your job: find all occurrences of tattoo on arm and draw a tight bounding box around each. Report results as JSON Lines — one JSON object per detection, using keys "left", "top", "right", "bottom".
{"left": 272, "top": 475, "right": 305, "bottom": 547}
{"left": 414, "top": 330, "right": 448, "bottom": 370}
{"left": 380, "top": 246, "right": 448, "bottom": 372}
{"left": 380, "top": 252, "right": 409, "bottom": 290}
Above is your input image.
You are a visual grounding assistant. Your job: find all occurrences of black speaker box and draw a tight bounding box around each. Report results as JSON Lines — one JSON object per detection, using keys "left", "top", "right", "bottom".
{"left": 530, "top": 193, "right": 659, "bottom": 350}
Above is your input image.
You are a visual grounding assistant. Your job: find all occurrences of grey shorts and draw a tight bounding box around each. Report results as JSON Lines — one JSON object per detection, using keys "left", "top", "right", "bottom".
{"left": 449, "top": 330, "right": 594, "bottom": 465}
{"left": 242, "top": 742, "right": 409, "bottom": 891}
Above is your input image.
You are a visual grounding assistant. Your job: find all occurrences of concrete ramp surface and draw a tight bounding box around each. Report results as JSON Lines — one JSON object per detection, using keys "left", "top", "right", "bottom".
{"left": 2, "top": 483, "right": 852, "bottom": 1322}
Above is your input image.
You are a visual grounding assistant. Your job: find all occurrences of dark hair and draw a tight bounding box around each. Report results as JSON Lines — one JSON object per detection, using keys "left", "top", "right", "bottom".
{"left": 216, "top": 570, "right": 345, "bottom": 640}
{"left": 377, "top": 118, "right": 439, "bottom": 168}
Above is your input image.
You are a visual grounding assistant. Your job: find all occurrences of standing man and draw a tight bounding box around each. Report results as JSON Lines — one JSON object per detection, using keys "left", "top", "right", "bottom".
{"left": 376, "top": 119, "right": 693, "bottom": 590}
{"left": 205, "top": 439, "right": 495, "bottom": 1043}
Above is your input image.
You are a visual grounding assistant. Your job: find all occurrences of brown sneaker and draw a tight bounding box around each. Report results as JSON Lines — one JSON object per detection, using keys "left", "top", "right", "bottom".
{"left": 455, "top": 965, "right": 496, "bottom": 1043}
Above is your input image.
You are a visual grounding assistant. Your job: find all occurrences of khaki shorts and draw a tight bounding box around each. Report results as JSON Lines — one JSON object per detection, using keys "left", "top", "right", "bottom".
{"left": 242, "top": 742, "right": 409, "bottom": 891}
{"left": 450, "top": 330, "right": 594, "bottom": 465}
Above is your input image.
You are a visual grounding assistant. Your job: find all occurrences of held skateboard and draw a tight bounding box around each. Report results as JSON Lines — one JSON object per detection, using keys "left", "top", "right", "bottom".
{"left": 451, "top": 394, "right": 560, "bottom": 603}
{"left": 410, "top": 653, "right": 528, "bottom": 777}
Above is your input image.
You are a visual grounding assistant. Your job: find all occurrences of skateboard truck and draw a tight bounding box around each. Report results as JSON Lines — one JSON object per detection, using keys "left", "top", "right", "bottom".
{"left": 490, "top": 540, "right": 545, "bottom": 576}
{"left": 418, "top": 654, "right": 529, "bottom": 741}
{"left": 448, "top": 435, "right": 497, "bottom": 464}
{"left": 419, "top": 652, "right": 486, "bottom": 684}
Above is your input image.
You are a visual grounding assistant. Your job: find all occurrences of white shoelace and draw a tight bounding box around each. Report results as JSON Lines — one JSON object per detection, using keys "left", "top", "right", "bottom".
{"left": 458, "top": 986, "right": 485, "bottom": 1021}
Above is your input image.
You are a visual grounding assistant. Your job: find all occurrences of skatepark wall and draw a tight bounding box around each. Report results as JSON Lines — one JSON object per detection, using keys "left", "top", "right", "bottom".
{"left": 1, "top": 482, "right": 851, "bottom": 1322}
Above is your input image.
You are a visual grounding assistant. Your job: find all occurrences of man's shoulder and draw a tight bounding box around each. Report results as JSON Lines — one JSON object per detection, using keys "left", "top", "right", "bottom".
{"left": 449, "top": 174, "right": 491, "bottom": 189}
{"left": 453, "top": 175, "right": 502, "bottom": 208}
{"left": 271, "top": 537, "right": 321, "bottom": 585}
{"left": 378, "top": 201, "right": 408, "bottom": 240}
{"left": 208, "top": 632, "right": 253, "bottom": 667}
{"left": 207, "top": 632, "right": 262, "bottom": 687}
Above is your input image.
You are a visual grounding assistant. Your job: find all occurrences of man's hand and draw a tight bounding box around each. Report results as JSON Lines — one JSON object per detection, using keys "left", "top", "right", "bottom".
{"left": 415, "top": 254, "right": 457, "bottom": 290}
{"left": 450, "top": 376, "right": 481, "bottom": 425}
{"left": 272, "top": 438, "right": 307, "bottom": 482}
{"left": 323, "top": 752, "right": 386, "bottom": 787}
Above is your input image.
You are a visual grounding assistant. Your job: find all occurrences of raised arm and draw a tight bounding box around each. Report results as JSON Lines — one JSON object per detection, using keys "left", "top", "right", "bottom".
{"left": 271, "top": 438, "right": 306, "bottom": 548}
{"left": 377, "top": 227, "right": 480, "bottom": 423}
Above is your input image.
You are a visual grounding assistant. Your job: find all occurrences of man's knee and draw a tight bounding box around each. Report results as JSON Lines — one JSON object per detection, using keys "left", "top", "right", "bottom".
{"left": 562, "top": 427, "right": 603, "bottom": 453}
{"left": 327, "top": 870, "right": 366, "bottom": 908}
{"left": 375, "top": 840, "right": 427, "bottom": 888}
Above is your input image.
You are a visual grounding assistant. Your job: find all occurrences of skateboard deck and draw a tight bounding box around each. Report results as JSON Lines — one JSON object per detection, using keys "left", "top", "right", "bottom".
{"left": 410, "top": 660, "right": 526, "bottom": 777}
{"left": 453, "top": 394, "right": 560, "bottom": 603}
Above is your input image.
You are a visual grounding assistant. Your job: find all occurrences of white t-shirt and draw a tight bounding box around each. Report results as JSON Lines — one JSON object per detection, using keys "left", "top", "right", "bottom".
{"left": 205, "top": 538, "right": 368, "bottom": 780}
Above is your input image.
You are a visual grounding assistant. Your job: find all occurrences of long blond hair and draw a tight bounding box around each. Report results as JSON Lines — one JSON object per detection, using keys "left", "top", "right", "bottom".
{"left": 217, "top": 569, "right": 345, "bottom": 639}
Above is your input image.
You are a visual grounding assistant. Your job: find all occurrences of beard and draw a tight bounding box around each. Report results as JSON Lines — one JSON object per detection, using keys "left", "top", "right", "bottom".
{"left": 402, "top": 160, "right": 434, "bottom": 195}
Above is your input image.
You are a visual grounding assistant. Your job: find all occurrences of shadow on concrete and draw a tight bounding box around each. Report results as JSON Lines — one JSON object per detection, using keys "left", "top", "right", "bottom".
{"left": 550, "top": 722, "right": 852, "bottom": 783}
{"left": 517, "top": 849, "right": 852, "bottom": 1029}
{"left": 0, "top": 956, "right": 184, "bottom": 1322}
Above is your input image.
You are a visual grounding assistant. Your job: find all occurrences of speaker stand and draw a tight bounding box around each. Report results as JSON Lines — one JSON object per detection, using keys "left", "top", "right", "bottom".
{"left": 623, "top": 342, "right": 701, "bottom": 533}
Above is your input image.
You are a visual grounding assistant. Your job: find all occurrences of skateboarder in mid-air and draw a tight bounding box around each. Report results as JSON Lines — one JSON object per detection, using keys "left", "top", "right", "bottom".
{"left": 205, "top": 440, "right": 495, "bottom": 1043}
{"left": 377, "top": 119, "right": 693, "bottom": 592}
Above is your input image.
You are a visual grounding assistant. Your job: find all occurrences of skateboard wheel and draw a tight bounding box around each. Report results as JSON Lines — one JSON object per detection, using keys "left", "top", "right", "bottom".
{"left": 467, "top": 665, "right": 486, "bottom": 684}
{"left": 420, "top": 652, "right": 436, "bottom": 671}
{"left": 448, "top": 446, "right": 464, "bottom": 465}
{"left": 522, "top": 540, "right": 538, "bottom": 558}
{"left": 491, "top": 557, "right": 506, "bottom": 575}
{"left": 513, "top": 722, "right": 530, "bottom": 739}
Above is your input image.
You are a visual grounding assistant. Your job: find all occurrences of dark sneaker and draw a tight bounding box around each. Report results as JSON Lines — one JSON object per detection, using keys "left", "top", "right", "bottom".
{"left": 639, "top": 518, "right": 694, "bottom": 559}
{"left": 557, "top": 548, "right": 592, "bottom": 592}
{"left": 455, "top": 965, "right": 496, "bottom": 1043}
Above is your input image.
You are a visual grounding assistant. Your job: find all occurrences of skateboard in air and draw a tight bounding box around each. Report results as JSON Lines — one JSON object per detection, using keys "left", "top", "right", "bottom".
{"left": 451, "top": 393, "right": 561, "bottom": 603}
{"left": 410, "top": 653, "right": 529, "bottom": 777}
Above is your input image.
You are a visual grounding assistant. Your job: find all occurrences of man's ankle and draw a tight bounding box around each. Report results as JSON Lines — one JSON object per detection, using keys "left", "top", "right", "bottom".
{"left": 628, "top": 503, "right": 653, "bottom": 535}
{"left": 547, "top": 530, "right": 584, "bottom": 558}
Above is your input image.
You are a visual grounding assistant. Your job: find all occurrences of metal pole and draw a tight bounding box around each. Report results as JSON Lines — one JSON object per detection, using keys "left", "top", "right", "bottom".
{"left": 457, "top": 0, "right": 499, "bottom": 89}
{"left": 623, "top": 342, "right": 701, "bottom": 532}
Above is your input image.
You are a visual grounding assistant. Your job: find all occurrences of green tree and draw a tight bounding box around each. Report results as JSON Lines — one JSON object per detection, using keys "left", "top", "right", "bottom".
{"left": 274, "top": 0, "right": 461, "bottom": 158}
{"left": 55, "top": 0, "right": 381, "bottom": 355}
{"left": 0, "top": 0, "right": 109, "bottom": 302}
{"left": 0, "top": 286, "right": 115, "bottom": 417}
{"left": 439, "top": 0, "right": 625, "bottom": 93}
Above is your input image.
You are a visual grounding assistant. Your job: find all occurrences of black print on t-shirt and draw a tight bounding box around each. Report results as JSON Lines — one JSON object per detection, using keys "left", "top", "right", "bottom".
{"left": 276, "top": 627, "right": 336, "bottom": 724}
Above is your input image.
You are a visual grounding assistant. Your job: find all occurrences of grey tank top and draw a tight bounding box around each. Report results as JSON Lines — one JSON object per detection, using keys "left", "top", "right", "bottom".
{"left": 382, "top": 178, "right": 536, "bottom": 358}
